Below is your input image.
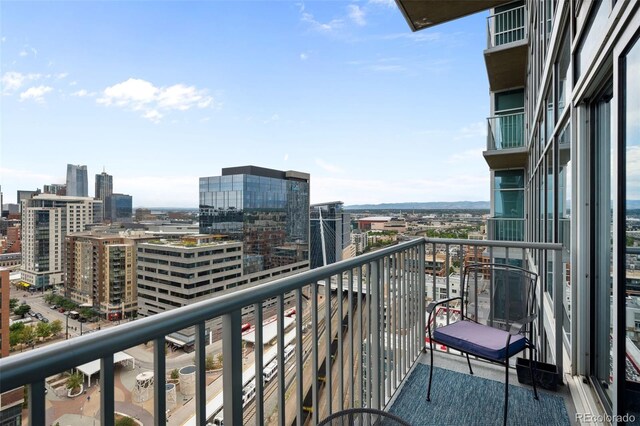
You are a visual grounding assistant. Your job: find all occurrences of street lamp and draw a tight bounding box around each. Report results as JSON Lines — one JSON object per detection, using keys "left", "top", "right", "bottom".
{"left": 66, "top": 314, "right": 69, "bottom": 340}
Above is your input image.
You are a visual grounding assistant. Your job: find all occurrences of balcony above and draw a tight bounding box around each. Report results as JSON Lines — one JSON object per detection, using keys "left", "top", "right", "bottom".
{"left": 484, "top": 111, "right": 528, "bottom": 169}
{"left": 395, "top": 0, "right": 515, "bottom": 31}
{"left": 484, "top": 4, "right": 528, "bottom": 91}
{"left": 487, "top": 217, "right": 525, "bottom": 241}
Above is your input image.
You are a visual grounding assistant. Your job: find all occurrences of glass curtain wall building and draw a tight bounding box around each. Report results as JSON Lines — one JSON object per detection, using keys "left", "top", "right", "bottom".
{"left": 396, "top": 0, "right": 640, "bottom": 421}
{"left": 199, "top": 166, "right": 310, "bottom": 273}
{"left": 66, "top": 164, "right": 88, "bottom": 197}
{"left": 309, "top": 201, "right": 351, "bottom": 269}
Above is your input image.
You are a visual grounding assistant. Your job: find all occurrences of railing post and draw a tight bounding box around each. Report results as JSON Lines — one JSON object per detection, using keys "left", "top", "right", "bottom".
{"left": 255, "top": 302, "right": 265, "bottom": 426}
{"left": 277, "top": 294, "right": 286, "bottom": 426}
{"left": 554, "top": 249, "right": 563, "bottom": 378}
{"left": 419, "top": 240, "right": 426, "bottom": 352}
{"left": 195, "top": 322, "right": 207, "bottom": 426}
{"left": 370, "top": 260, "right": 381, "bottom": 410}
{"left": 223, "top": 310, "right": 243, "bottom": 426}
{"left": 154, "top": 337, "right": 167, "bottom": 424}
{"left": 100, "top": 356, "right": 115, "bottom": 426}
{"left": 28, "top": 381, "right": 46, "bottom": 426}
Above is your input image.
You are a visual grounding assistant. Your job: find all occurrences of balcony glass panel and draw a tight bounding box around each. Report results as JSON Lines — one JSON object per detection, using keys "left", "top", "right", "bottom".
{"left": 487, "top": 112, "right": 525, "bottom": 150}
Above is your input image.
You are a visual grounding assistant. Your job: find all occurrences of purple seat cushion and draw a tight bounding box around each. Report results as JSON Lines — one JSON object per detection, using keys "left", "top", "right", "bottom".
{"left": 433, "top": 320, "right": 526, "bottom": 361}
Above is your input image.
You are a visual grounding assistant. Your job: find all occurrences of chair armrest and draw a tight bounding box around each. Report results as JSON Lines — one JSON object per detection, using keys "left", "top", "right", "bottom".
{"left": 426, "top": 297, "right": 461, "bottom": 314}
{"left": 509, "top": 314, "right": 537, "bottom": 335}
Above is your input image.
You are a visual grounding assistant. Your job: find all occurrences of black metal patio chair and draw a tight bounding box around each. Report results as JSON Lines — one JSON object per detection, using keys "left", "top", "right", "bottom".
{"left": 425, "top": 262, "right": 540, "bottom": 426}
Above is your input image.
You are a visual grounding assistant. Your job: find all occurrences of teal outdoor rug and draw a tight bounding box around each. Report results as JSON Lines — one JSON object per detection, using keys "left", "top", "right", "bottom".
{"left": 387, "top": 363, "right": 570, "bottom": 426}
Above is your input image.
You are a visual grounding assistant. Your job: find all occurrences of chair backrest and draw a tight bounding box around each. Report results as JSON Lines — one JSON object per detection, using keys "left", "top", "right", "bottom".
{"left": 462, "top": 263, "right": 538, "bottom": 332}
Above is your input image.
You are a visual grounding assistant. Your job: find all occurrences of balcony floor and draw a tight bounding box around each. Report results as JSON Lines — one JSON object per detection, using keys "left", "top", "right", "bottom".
{"left": 387, "top": 351, "right": 576, "bottom": 425}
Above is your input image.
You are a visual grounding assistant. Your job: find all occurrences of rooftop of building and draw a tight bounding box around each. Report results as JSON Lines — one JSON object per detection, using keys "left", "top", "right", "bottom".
{"left": 140, "top": 234, "right": 241, "bottom": 249}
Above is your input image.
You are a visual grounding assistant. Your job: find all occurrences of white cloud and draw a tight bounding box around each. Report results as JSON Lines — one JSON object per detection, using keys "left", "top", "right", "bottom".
{"left": 19, "top": 50, "right": 28, "bottom": 57}
{"left": 300, "top": 52, "right": 309, "bottom": 61}
{"left": 56, "top": 72, "right": 69, "bottom": 79}
{"left": 71, "top": 89, "right": 92, "bottom": 97}
{"left": 301, "top": 12, "right": 343, "bottom": 33}
{"left": 347, "top": 4, "right": 366, "bottom": 26}
{"left": 1, "top": 37, "right": 6, "bottom": 43}
{"left": 368, "top": 0, "right": 395, "bottom": 6}
{"left": 284, "top": 153, "right": 289, "bottom": 161}
{"left": 97, "top": 78, "right": 214, "bottom": 122}
{"left": 1, "top": 71, "right": 26, "bottom": 92}
{"left": 315, "top": 158, "right": 344, "bottom": 174}
{"left": 19, "top": 85, "right": 53, "bottom": 103}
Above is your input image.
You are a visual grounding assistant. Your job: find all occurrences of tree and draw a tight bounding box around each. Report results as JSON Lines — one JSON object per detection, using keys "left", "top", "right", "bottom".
{"left": 36, "top": 322, "right": 51, "bottom": 340}
{"left": 9, "top": 298, "right": 19, "bottom": 310}
{"left": 115, "top": 417, "right": 136, "bottom": 426}
{"left": 205, "top": 354, "right": 215, "bottom": 370}
{"left": 14, "top": 304, "right": 31, "bottom": 318}
{"left": 66, "top": 372, "right": 84, "bottom": 393}
{"left": 43, "top": 293, "right": 55, "bottom": 304}
{"left": 49, "top": 320, "right": 63, "bottom": 336}
{"left": 20, "top": 326, "right": 35, "bottom": 346}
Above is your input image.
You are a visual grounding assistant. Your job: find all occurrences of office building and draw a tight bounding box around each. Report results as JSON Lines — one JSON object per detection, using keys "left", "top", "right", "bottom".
{"left": 105, "top": 193, "right": 133, "bottom": 223}
{"left": 95, "top": 171, "right": 113, "bottom": 201}
{"left": 199, "top": 166, "right": 310, "bottom": 273}
{"left": 65, "top": 232, "right": 148, "bottom": 320}
{"left": 43, "top": 184, "right": 66, "bottom": 196}
{"left": 66, "top": 164, "right": 88, "bottom": 197}
{"left": 20, "top": 195, "right": 102, "bottom": 289}
{"left": 136, "top": 235, "right": 243, "bottom": 318}
{"left": 396, "top": 0, "right": 640, "bottom": 419}
{"left": 309, "top": 201, "right": 352, "bottom": 269}
{"left": 16, "top": 189, "right": 40, "bottom": 212}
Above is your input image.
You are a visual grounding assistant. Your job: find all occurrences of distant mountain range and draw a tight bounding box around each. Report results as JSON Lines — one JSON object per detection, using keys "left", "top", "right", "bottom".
{"left": 345, "top": 200, "right": 640, "bottom": 211}
{"left": 344, "top": 201, "right": 490, "bottom": 210}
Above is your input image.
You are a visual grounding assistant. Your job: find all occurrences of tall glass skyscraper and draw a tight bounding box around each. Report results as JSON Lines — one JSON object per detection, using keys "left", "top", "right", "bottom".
{"left": 199, "top": 166, "right": 310, "bottom": 273}
{"left": 95, "top": 171, "right": 113, "bottom": 201}
{"left": 66, "top": 164, "right": 88, "bottom": 197}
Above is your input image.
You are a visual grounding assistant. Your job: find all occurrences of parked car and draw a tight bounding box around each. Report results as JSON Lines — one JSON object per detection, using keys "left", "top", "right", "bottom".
{"left": 78, "top": 317, "right": 87, "bottom": 323}
{"left": 42, "top": 318, "right": 49, "bottom": 323}
{"left": 58, "top": 308, "right": 66, "bottom": 313}
{"left": 50, "top": 305, "right": 57, "bottom": 309}
{"left": 35, "top": 313, "right": 43, "bottom": 320}
{"left": 28, "top": 311, "right": 36, "bottom": 317}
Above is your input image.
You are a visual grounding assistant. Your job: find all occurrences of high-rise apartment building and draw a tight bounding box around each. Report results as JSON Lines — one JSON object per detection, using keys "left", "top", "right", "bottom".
{"left": 309, "top": 201, "right": 352, "bottom": 269}
{"left": 20, "top": 194, "right": 102, "bottom": 289}
{"left": 199, "top": 166, "right": 310, "bottom": 273}
{"left": 16, "top": 189, "right": 40, "bottom": 213}
{"left": 66, "top": 164, "right": 88, "bottom": 197}
{"left": 397, "top": 0, "right": 640, "bottom": 419}
{"left": 65, "top": 232, "right": 147, "bottom": 320}
{"left": 95, "top": 171, "right": 113, "bottom": 201}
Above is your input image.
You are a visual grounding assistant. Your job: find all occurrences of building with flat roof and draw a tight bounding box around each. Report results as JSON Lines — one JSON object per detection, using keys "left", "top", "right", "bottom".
{"left": 199, "top": 166, "right": 310, "bottom": 273}
{"left": 65, "top": 232, "right": 151, "bottom": 319}
{"left": 20, "top": 194, "right": 102, "bottom": 289}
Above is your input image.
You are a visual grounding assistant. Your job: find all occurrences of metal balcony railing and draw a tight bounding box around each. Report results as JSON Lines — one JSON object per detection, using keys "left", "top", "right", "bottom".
{"left": 0, "top": 237, "right": 565, "bottom": 426}
{"left": 487, "top": 4, "right": 527, "bottom": 48}
{"left": 487, "top": 217, "right": 525, "bottom": 241}
{"left": 487, "top": 111, "right": 525, "bottom": 150}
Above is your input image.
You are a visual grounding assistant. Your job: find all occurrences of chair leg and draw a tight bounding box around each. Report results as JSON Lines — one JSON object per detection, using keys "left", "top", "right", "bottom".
{"left": 529, "top": 349, "right": 539, "bottom": 400}
{"left": 427, "top": 337, "right": 434, "bottom": 402}
{"left": 503, "top": 361, "right": 509, "bottom": 426}
{"left": 465, "top": 353, "right": 474, "bottom": 375}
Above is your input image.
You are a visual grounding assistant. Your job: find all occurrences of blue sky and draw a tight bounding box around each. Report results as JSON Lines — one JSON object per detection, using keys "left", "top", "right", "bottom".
{"left": 1, "top": 1, "right": 491, "bottom": 207}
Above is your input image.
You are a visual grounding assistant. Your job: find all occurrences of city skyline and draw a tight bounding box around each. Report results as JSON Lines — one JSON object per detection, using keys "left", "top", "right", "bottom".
{"left": 1, "top": 1, "right": 491, "bottom": 207}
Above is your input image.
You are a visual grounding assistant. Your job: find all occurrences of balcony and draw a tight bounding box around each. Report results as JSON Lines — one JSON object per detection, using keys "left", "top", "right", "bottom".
{"left": 484, "top": 5, "right": 528, "bottom": 91}
{"left": 484, "top": 111, "right": 528, "bottom": 169}
{"left": 0, "top": 238, "right": 568, "bottom": 425}
{"left": 487, "top": 217, "right": 525, "bottom": 242}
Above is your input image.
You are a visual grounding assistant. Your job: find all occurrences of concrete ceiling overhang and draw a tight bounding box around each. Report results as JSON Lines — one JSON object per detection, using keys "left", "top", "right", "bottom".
{"left": 396, "top": 0, "right": 514, "bottom": 31}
